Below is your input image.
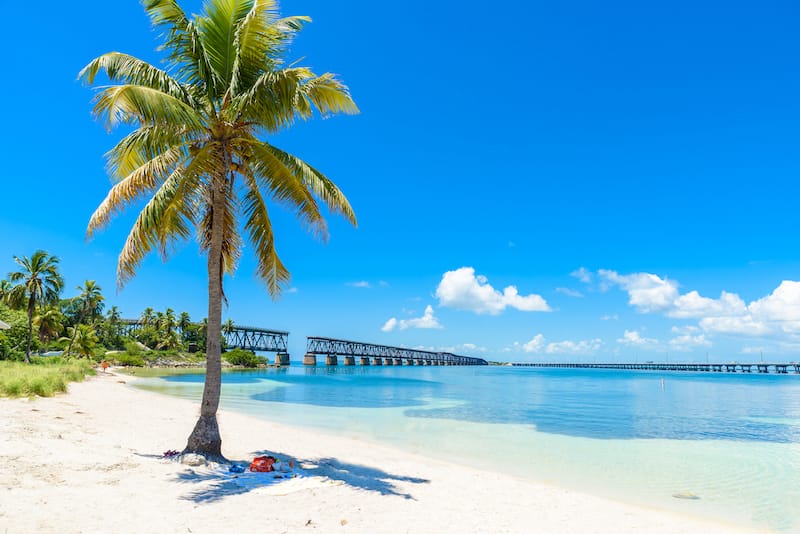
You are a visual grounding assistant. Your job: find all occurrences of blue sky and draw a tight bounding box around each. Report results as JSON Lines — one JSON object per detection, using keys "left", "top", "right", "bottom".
{"left": 2, "top": 0, "right": 800, "bottom": 362}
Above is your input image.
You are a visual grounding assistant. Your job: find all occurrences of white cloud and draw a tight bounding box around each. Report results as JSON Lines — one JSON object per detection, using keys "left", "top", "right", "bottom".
{"left": 600, "top": 314, "right": 619, "bottom": 321}
{"left": 617, "top": 329, "right": 659, "bottom": 347}
{"left": 556, "top": 287, "right": 584, "bottom": 298}
{"left": 545, "top": 339, "right": 602, "bottom": 354}
{"left": 435, "top": 267, "right": 550, "bottom": 315}
{"left": 600, "top": 270, "right": 800, "bottom": 342}
{"left": 519, "top": 334, "right": 601, "bottom": 355}
{"left": 381, "top": 305, "right": 442, "bottom": 332}
{"left": 347, "top": 281, "right": 371, "bottom": 288}
{"left": 669, "top": 334, "right": 711, "bottom": 352}
{"left": 522, "top": 334, "right": 545, "bottom": 353}
{"left": 571, "top": 267, "right": 593, "bottom": 284}
{"left": 598, "top": 270, "right": 679, "bottom": 313}
{"left": 285, "top": 287, "right": 298, "bottom": 294}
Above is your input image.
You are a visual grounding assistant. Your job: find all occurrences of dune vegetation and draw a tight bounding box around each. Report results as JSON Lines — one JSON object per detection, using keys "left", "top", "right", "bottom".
{"left": 0, "top": 357, "right": 95, "bottom": 398}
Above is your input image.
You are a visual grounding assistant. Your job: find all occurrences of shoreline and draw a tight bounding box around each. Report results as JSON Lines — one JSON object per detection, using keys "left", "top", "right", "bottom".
{"left": 0, "top": 372, "right": 763, "bottom": 533}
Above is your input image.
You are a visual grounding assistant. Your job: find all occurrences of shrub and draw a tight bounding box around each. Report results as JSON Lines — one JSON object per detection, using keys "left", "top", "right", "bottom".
{"left": 223, "top": 349, "right": 267, "bottom": 368}
{"left": 113, "top": 353, "right": 145, "bottom": 367}
{"left": 0, "top": 360, "right": 95, "bottom": 398}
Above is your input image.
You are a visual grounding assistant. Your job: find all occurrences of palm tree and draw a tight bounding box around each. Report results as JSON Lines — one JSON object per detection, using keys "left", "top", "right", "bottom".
{"left": 163, "top": 308, "right": 177, "bottom": 335}
{"left": 61, "top": 325, "right": 99, "bottom": 359}
{"left": 0, "top": 279, "right": 11, "bottom": 302}
{"left": 35, "top": 307, "right": 65, "bottom": 347}
{"left": 6, "top": 251, "right": 64, "bottom": 363}
{"left": 178, "top": 311, "right": 192, "bottom": 333}
{"left": 81, "top": 0, "right": 357, "bottom": 458}
{"left": 66, "top": 280, "right": 105, "bottom": 356}
{"left": 140, "top": 307, "right": 155, "bottom": 326}
{"left": 222, "top": 318, "right": 236, "bottom": 336}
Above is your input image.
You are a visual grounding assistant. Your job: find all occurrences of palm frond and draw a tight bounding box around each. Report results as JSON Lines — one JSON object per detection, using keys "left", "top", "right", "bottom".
{"left": 87, "top": 145, "right": 187, "bottom": 239}
{"left": 262, "top": 144, "right": 357, "bottom": 226}
{"left": 93, "top": 85, "right": 205, "bottom": 131}
{"left": 105, "top": 124, "right": 195, "bottom": 180}
{"left": 198, "top": 0, "right": 254, "bottom": 96}
{"left": 299, "top": 73, "right": 359, "bottom": 116}
{"left": 79, "top": 52, "right": 194, "bottom": 105}
{"left": 235, "top": 137, "right": 327, "bottom": 239}
{"left": 240, "top": 171, "right": 290, "bottom": 296}
{"left": 142, "top": 0, "right": 216, "bottom": 92}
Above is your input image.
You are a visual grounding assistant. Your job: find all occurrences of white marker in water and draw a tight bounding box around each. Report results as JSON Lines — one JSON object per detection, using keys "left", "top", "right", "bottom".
{"left": 661, "top": 378, "right": 665, "bottom": 392}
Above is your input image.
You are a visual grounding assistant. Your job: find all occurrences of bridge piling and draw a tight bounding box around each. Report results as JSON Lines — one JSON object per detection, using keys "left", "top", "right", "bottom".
{"left": 303, "top": 353, "right": 317, "bottom": 366}
{"left": 325, "top": 355, "right": 338, "bottom": 366}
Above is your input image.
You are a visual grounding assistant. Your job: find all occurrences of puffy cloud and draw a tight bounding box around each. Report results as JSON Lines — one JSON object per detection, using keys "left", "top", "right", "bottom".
{"left": 556, "top": 287, "right": 584, "bottom": 298}
{"left": 347, "top": 281, "right": 371, "bottom": 288}
{"left": 669, "top": 334, "right": 711, "bottom": 351}
{"left": 600, "top": 314, "right": 619, "bottom": 321}
{"left": 545, "top": 339, "right": 602, "bottom": 354}
{"left": 522, "top": 334, "right": 545, "bottom": 353}
{"left": 670, "top": 291, "right": 746, "bottom": 319}
{"left": 435, "top": 267, "right": 550, "bottom": 315}
{"left": 617, "top": 330, "right": 659, "bottom": 347}
{"left": 381, "top": 305, "right": 442, "bottom": 332}
{"left": 519, "top": 334, "right": 601, "bottom": 355}
{"left": 598, "top": 270, "right": 679, "bottom": 313}
{"left": 571, "top": 267, "right": 593, "bottom": 284}
{"left": 600, "top": 270, "right": 800, "bottom": 341}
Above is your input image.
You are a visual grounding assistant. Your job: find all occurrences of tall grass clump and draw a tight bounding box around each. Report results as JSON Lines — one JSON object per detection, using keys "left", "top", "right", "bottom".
{"left": 0, "top": 358, "right": 95, "bottom": 398}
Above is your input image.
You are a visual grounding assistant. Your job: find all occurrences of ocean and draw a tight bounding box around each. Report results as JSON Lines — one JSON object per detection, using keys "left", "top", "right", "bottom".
{"left": 134, "top": 366, "right": 800, "bottom": 531}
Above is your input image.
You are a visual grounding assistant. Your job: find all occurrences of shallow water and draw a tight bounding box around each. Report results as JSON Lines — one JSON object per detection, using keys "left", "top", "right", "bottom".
{"left": 134, "top": 366, "right": 800, "bottom": 531}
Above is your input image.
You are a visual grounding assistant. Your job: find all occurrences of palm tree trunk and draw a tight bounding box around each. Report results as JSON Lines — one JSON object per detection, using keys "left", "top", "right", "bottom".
{"left": 25, "top": 305, "right": 33, "bottom": 365}
{"left": 184, "top": 177, "right": 225, "bottom": 460}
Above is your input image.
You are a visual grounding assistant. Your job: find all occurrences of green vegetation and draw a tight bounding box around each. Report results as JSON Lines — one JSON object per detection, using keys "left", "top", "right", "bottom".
{"left": 5, "top": 251, "right": 64, "bottom": 363}
{"left": 81, "top": 0, "right": 358, "bottom": 458}
{"left": 223, "top": 349, "right": 267, "bottom": 368}
{"left": 0, "top": 358, "right": 95, "bottom": 398}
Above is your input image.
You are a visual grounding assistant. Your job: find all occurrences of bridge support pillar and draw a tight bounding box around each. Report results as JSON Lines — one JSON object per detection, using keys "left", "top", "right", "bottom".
{"left": 303, "top": 353, "right": 317, "bottom": 366}
{"left": 383, "top": 358, "right": 393, "bottom": 366}
{"left": 325, "top": 355, "right": 338, "bottom": 366}
{"left": 344, "top": 356, "right": 355, "bottom": 366}
{"left": 416, "top": 359, "right": 425, "bottom": 366}
{"left": 394, "top": 358, "right": 402, "bottom": 366}
{"left": 275, "top": 353, "right": 290, "bottom": 366}
{"left": 360, "top": 357, "right": 370, "bottom": 366}
{"left": 406, "top": 359, "right": 414, "bottom": 366}
{"left": 372, "top": 357, "right": 383, "bottom": 365}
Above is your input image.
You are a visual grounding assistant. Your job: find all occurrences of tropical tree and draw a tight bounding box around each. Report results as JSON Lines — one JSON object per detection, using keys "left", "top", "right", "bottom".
{"left": 0, "top": 279, "right": 11, "bottom": 302}
{"left": 140, "top": 307, "right": 155, "bottom": 326}
{"left": 65, "top": 280, "right": 105, "bottom": 356}
{"left": 35, "top": 307, "right": 65, "bottom": 347}
{"left": 6, "top": 251, "right": 64, "bottom": 363}
{"left": 222, "top": 318, "right": 235, "bottom": 336}
{"left": 81, "top": 0, "right": 357, "bottom": 458}
{"left": 61, "top": 325, "right": 99, "bottom": 359}
{"left": 178, "top": 311, "right": 192, "bottom": 334}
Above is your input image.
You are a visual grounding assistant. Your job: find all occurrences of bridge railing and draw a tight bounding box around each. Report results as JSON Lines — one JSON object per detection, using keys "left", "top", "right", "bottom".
{"left": 306, "top": 336, "right": 488, "bottom": 365}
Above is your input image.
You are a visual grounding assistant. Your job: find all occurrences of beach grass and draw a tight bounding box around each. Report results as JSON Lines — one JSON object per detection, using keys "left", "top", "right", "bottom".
{"left": 0, "top": 358, "right": 95, "bottom": 398}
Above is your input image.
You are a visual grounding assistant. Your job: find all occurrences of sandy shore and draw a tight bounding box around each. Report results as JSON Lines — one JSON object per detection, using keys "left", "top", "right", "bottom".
{"left": 0, "top": 371, "right": 761, "bottom": 533}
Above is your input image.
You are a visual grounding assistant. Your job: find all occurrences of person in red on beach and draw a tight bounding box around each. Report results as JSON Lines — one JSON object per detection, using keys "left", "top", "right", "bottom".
{"left": 101, "top": 360, "right": 109, "bottom": 373}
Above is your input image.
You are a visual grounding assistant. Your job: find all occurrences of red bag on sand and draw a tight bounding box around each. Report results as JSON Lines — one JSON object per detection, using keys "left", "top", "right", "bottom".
{"left": 249, "top": 456, "right": 276, "bottom": 472}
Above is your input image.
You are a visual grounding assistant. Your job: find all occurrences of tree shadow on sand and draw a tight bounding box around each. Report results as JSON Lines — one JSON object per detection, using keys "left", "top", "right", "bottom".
{"left": 174, "top": 449, "right": 430, "bottom": 504}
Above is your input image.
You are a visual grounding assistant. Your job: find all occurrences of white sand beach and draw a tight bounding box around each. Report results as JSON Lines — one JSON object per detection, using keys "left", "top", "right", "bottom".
{"left": 0, "top": 371, "right": 762, "bottom": 533}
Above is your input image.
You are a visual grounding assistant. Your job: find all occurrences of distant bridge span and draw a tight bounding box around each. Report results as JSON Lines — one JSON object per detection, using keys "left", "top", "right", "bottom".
{"left": 304, "top": 336, "right": 488, "bottom": 366}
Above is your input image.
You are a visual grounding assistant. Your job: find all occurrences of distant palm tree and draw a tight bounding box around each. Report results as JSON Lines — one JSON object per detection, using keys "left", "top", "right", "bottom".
{"left": 35, "top": 307, "right": 65, "bottom": 347}
{"left": 222, "top": 318, "right": 236, "bottom": 336}
{"left": 6, "top": 251, "right": 64, "bottom": 363}
{"left": 140, "top": 307, "right": 155, "bottom": 326}
{"left": 81, "top": 0, "right": 357, "bottom": 458}
{"left": 61, "top": 324, "right": 99, "bottom": 359}
{"left": 66, "top": 280, "right": 105, "bottom": 356}
{"left": 178, "top": 311, "right": 192, "bottom": 333}
{"left": 0, "top": 279, "right": 11, "bottom": 302}
{"left": 163, "top": 308, "right": 177, "bottom": 335}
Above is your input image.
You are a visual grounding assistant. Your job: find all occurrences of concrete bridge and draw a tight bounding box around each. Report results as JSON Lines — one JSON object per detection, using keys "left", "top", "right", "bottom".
{"left": 303, "top": 336, "right": 488, "bottom": 366}
{"left": 513, "top": 362, "right": 800, "bottom": 374}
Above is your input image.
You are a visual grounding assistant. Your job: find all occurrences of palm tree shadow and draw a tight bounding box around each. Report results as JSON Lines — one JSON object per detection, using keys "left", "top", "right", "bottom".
{"left": 175, "top": 449, "right": 429, "bottom": 504}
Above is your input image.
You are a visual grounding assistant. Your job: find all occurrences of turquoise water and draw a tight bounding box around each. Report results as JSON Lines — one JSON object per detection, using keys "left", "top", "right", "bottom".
{"left": 135, "top": 366, "right": 800, "bottom": 531}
